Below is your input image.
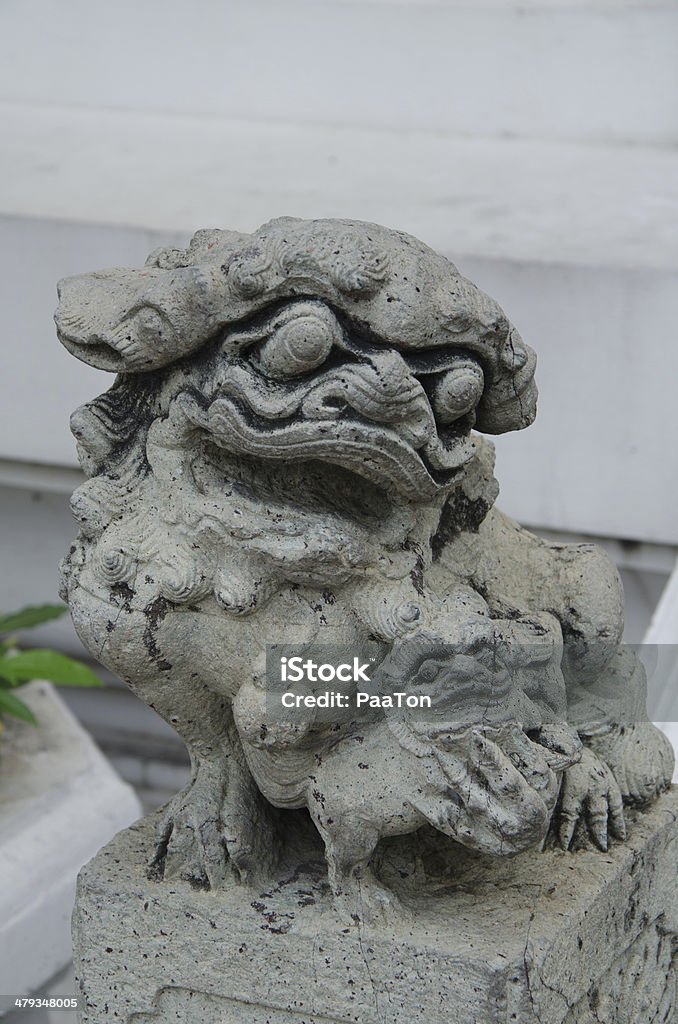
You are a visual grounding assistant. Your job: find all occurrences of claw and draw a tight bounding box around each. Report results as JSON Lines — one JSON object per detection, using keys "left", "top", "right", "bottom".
{"left": 584, "top": 722, "right": 675, "bottom": 806}
{"left": 609, "top": 806, "right": 627, "bottom": 842}
{"left": 586, "top": 810, "right": 608, "bottom": 852}
{"left": 607, "top": 781, "right": 626, "bottom": 841}
{"left": 164, "top": 814, "right": 227, "bottom": 888}
{"left": 148, "top": 770, "right": 230, "bottom": 888}
{"left": 556, "top": 747, "right": 626, "bottom": 852}
{"left": 332, "top": 877, "right": 409, "bottom": 928}
{"left": 558, "top": 811, "right": 578, "bottom": 851}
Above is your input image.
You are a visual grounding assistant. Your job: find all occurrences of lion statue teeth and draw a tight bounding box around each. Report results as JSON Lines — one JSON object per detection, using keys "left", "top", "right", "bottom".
{"left": 57, "top": 217, "right": 673, "bottom": 919}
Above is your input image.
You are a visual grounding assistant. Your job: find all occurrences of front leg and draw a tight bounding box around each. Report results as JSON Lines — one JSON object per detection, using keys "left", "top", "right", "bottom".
{"left": 567, "top": 647, "right": 674, "bottom": 824}
{"left": 151, "top": 755, "right": 230, "bottom": 889}
{"left": 309, "top": 806, "right": 404, "bottom": 926}
{"left": 135, "top": 679, "right": 277, "bottom": 888}
{"left": 581, "top": 721, "right": 674, "bottom": 807}
{"left": 556, "top": 746, "right": 626, "bottom": 852}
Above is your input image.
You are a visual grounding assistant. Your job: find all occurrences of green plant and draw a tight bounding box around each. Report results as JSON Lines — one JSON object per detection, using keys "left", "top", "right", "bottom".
{"left": 0, "top": 604, "right": 102, "bottom": 728}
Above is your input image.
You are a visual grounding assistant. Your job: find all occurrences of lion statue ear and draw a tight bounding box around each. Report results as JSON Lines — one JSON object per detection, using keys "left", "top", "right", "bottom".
{"left": 145, "top": 228, "right": 252, "bottom": 271}
{"left": 474, "top": 334, "right": 538, "bottom": 434}
{"left": 144, "top": 246, "right": 190, "bottom": 269}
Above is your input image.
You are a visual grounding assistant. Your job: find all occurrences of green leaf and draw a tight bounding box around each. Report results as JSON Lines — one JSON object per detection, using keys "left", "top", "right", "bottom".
{"left": 0, "top": 651, "right": 103, "bottom": 688}
{"left": 0, "top": 604, "right": 67, "bottom": 635}
{"left": 0, "top": 689, "right": 37, "bottom": 725}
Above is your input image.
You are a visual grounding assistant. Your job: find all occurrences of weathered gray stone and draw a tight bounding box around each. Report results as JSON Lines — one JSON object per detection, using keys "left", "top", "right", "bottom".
{"left": 73, "top": 791, "right": 678, "bottom": 1024}
{"left": 58, "top": 218, "right": 676, "bottom": 1021}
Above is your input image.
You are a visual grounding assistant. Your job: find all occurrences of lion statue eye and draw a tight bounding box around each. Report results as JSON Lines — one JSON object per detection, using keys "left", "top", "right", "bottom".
{"left": 252, "top": 307, "right": 341, "bottom": 379}
{"left": 430, "top": 361, "right": 484, "bottom": 424}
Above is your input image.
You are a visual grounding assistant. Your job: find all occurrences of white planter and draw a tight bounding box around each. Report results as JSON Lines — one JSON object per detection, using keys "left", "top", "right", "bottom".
{"left": 0, "top": 681, "right": 141, "bottom": 1020}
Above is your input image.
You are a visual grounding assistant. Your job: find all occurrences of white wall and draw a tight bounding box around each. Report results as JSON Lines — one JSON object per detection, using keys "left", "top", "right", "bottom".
{"left": 1, "top": 0, "right": 676, "bottom": 147}
{"left": 0, "top": 1, "right": 676, "bottom": 576}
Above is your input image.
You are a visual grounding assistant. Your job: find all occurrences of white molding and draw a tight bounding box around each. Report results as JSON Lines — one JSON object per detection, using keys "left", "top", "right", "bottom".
{"left": 2, "top": 2, "right": 676, "bottom": 146}
{"left": 299, "top": 1, "right": 678, "bottom": 7}
{"left": 646, "top": 559, "right": 678, "bottom": 781}
{"left": 2, "top": 104, "right": 677, "bottom": 270}
{"left": 531, "top": 528, "right": 678, "bottom": 576}
{"left": 645, "top": 558, "right": 678, "bottom": 646}
{"left": 0, "top": 458, "right": 84, "bottom": 495}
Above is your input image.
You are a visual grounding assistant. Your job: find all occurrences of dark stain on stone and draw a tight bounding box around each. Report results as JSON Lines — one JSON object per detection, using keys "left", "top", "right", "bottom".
{"left": 562, "top": 621, "right": 585, "bottom": 642}
{"left": 142, "top": 596, "right": 175, "bottom": 673}
{"left": 432, "top": 493, "right": 491, "bottom": 560}
{"left": 403, "top": 540, "right": 425, "bottom": 595}
{"left": 110, "top": 581, "right": 135, "bottom": 611}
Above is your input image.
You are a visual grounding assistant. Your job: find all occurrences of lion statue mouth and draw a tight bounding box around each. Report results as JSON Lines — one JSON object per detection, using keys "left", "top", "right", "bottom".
{"left": 145, "top": 293, "right": 535, "bottom": 505}
{"left": 175, "top": 299, "right": 500, "bottom": 503}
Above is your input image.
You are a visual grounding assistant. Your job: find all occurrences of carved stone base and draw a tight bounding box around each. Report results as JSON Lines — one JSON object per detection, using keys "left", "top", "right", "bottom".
{"left": 73, "top": 789, "right": 678, "bottom": 1024}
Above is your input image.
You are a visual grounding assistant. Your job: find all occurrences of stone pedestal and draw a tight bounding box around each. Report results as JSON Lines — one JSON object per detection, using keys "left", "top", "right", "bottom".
{"left": 73, "top": 789, "right": 677, "bottom": 1024}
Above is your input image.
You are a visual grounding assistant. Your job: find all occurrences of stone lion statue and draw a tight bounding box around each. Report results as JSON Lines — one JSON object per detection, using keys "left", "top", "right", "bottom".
{"left": 56, "top": 217, "right": 673, "bottom": 922}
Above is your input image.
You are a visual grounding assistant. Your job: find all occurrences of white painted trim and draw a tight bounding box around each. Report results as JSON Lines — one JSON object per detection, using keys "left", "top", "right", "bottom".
{"left": 531, "top": 528, "right": 678, "bottom": 576}
{"left": 2, "top": 2, "right": 676, "bottom": 146}
{"left": 0, "top": 458, "right": 84, "bottom": 495}
{"left": 300, "top": 0, "right": 678, "bottom": 8}
{"left": 646, "top": 558, "right": 678, "bottom": 780}
{"left": 2, "top": 103, "right": 677, "bottom": 270}
{"left": 645, "top": 558, "right": 678, "bottom": 646}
